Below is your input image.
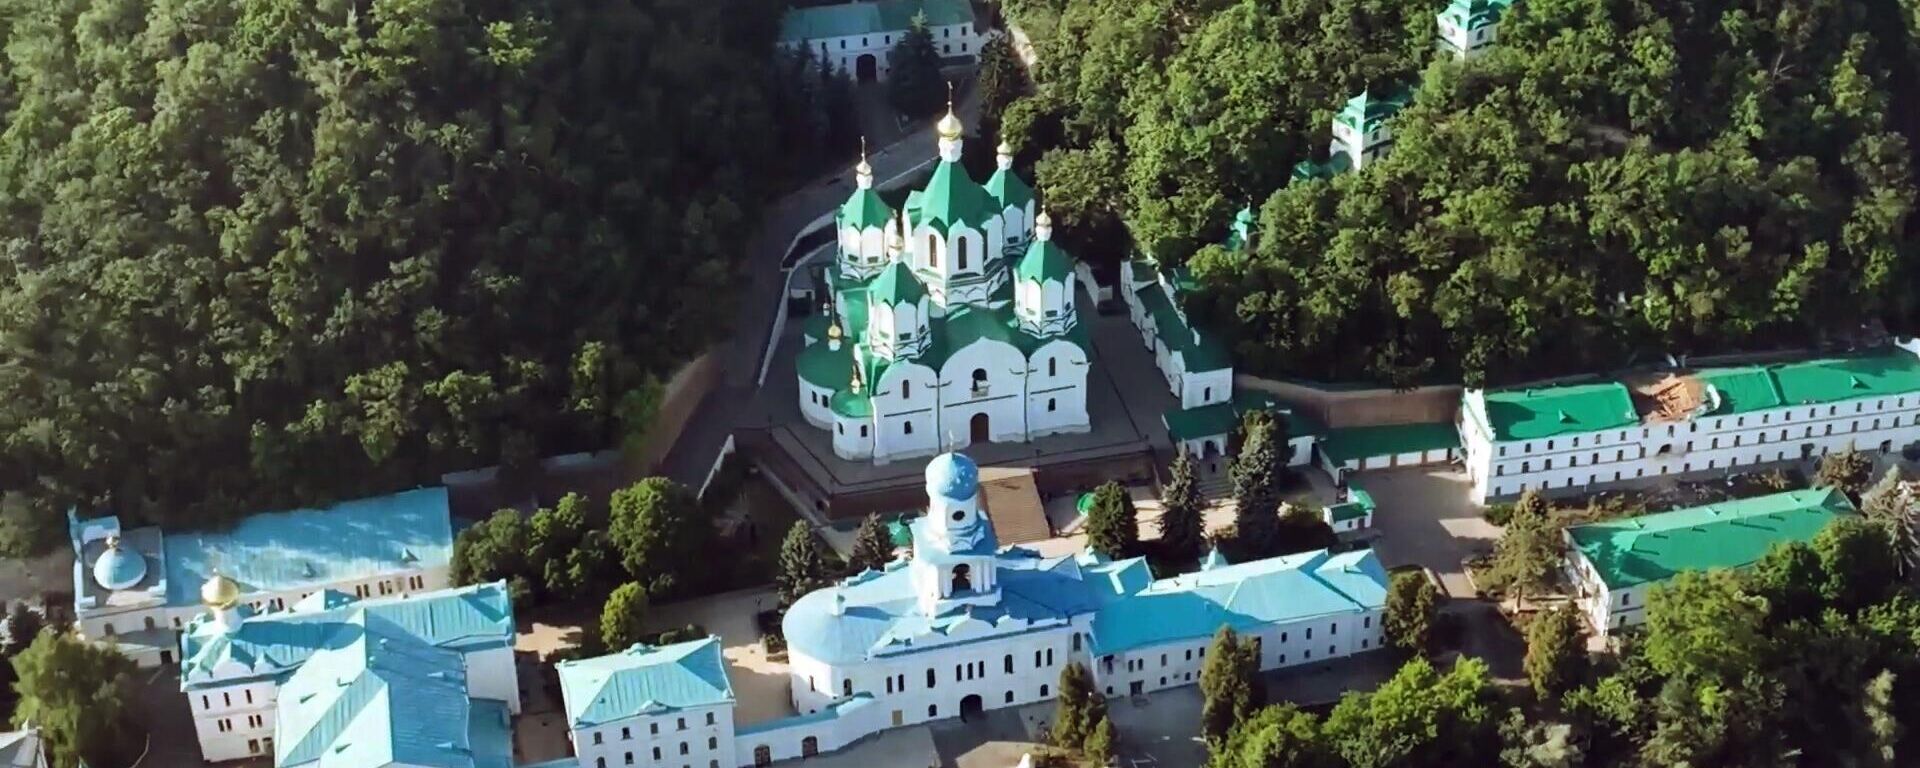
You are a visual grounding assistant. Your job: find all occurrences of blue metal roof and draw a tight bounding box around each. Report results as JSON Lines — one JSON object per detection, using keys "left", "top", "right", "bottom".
{"left": 1088, "top": 549, "right": 1388, "bottom": 655}
{"left": 181, "top": 581, "right": 514, "bottom": 691}
{"left": 274, "top": 616, "right": 512, "bottom": 768}
{"left": 556, "top": 637, "right": 734, "bottom": 727}
{"left": 925, "top": 452, "right": 979, "bottom": 501}
{"left": 163, "top": 488, "right": 453, "bottom": 607}
{"left": 92, "top": 542, "right": 148, "bottom": 591}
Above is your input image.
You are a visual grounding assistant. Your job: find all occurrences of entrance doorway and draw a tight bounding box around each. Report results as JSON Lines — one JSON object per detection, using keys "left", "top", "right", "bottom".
{"left": 971, "top": 412, "right": 990, "bottom": 443}
{"left": 754, "top": 746, "right": 771, "bottom": 767}
{"left": 960, "top": 694, "right": 984, "bottom": 721}
{"left": 855, "top": 54, "right": 878, "bottom": 83}
{"left": 1130, "top": 680, "right": 1144, "bottom": 696}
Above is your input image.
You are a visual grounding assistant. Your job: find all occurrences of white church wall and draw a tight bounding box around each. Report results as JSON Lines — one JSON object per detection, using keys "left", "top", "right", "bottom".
{"left": 940, "top": 340, "right": 1030, "bottom": 446}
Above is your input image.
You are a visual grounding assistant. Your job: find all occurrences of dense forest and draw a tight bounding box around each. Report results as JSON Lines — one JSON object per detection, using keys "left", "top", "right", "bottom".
{"left": 1003, "top": 0, "right": 1920, "bottom": 387}
{"left": 0, "top": 0, "right": 834, "bottom": 532}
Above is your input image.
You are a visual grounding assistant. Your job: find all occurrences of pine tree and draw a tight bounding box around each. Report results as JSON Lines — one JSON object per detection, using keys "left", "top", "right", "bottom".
{"left": 4, "top": 601, "right": 43, "bottom": 656}
{"left": 1085, "top": 712, "right": 1116, "bottom": 765}
{"left": 1524, "top": 605, "right": 1587, "bottom": 699}
{"left": 1860, "top": 467, "right": 1917, "bottom": 577}
{"left": 849, "top": 513, "right": 895, "bottom": 574}
{"left": 1489, "top": 489, "right": 1560, "bottom": 611}
{"left": 1054, "top": 661, "right": 1097, "bottom": 749}
{"left": 1159, "top": 451, "right": 1208, "bottom": 564}
{"left": 1232, "top": 415, "right": 1283, "bottom": 557}
{"left": 1201, "top": 627, "right": 1263, "bottom": 753}
{"left": 776, "top": 521, "right": 830, "bottom": 608}
{"left": 1085, "top": 480, "right": 1140, "bottom": 559}
{"left": 976, "top": 34, "right": 1027, "bottom": 138}
{"left": 886, "top": 13, "right": 945, "bottom": 118}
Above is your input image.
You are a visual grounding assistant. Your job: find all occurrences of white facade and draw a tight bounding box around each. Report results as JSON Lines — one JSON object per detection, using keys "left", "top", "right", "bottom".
{"left": 573, "top": 705, "right": 737, "bottom": 768}
{"left": 783, "top": 22, "right": 983, "bottom": 82}
{"left": 1461, "top": 344, "right": 1920, "bottom": 503}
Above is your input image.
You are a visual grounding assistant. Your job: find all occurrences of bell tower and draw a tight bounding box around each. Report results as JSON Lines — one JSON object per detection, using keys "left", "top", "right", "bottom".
{"left": 909, "top": 450, "right": 1002, "bottom": 615}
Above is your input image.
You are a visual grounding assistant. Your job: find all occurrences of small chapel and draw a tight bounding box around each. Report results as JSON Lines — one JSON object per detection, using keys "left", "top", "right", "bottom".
{"left": 796, "top": 105, "right": 1092, "bottom": 464}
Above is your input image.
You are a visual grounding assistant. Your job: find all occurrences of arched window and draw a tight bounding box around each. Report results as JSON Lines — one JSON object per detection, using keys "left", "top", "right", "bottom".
{"left": 842, "top": 679, "right": 852, "bottom": 696}
{"left": 956, "top": 235, "right": 970, "bottom": 269}
{"left": 927, "top": 669, "right": 936, "bottom": 688}
{"left": 928, "top": 234, "right": 940, "bottom": 269}
{"left": 1048, "top": 358, "right": 1057, "bottom": 376}
{"left": 972, "top": 368, "right": 988, "bottom": 394}
{"left": 951, "top": 564, "right": 972, "bottom": 593}
{"left": 903, "top": 380, "right": 912, "bottom": 400}
{"left": 1004, "top": 654, "right": 1014, "bottom": 674}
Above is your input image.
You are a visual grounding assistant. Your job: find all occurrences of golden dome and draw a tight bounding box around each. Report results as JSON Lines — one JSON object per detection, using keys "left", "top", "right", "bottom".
{"left": 827, "top": 322, "right": 843, "bottom": 340}
{"left": 996, "top": 141, "right": 1013, "bottom": 156}
{"left": 937, "top": 110, "right": 964, "bottom": 141}
{"left": 855, "top": 157, "right": 873, "bottom": 177}
{"left": 1036, "top": 210, "right": 1052, "bottom": 228}
{"left": 201, "top": 571, "right": 240, "bottom": 609}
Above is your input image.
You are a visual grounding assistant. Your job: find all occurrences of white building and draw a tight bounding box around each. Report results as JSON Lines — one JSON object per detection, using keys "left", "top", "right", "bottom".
{"left": 0, "top": 729, "right": 46, "bottom": 768}
{"left": 1459, "top": 343, "right": 1920, "bottom": 503}
{"left": 178, "top": 577, "right": 519, "bottom": 763}
{"left": 778, "top": 0, "right": 984, "bottom": 83}
{"left": 1436, "top": 0, "right": 1514, "bottom": 59}
{"left": 798, "top": 113, "right": 1091, "bottom": 464}
{"left": 69, "top": 487, "right": 454, "bottom": 667}
{"left": 1563, "top": 488, "right": 1854, "bottom": 635}
{"left": 557, "top": 638, "right": 737, "bottom": 768}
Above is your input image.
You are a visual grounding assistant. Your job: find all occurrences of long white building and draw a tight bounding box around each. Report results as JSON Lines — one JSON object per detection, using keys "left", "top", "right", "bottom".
{"left": 549, "top": 451, "right": 1390, "bottom": 768}
{"left": 178, "top": 577, "right": 518, "bottom": 763}
{"left": 1460, "top": 342, "right": 1920, "bottom": 503}
{"left": 778, "top": 0, "right": 983, "bottom": 83}
{"left": 69, "top": 487, "right": 454, "bottom": 667}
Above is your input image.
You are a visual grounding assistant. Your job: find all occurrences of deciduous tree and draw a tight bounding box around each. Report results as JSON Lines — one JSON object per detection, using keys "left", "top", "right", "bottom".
{"left": 1214, "top": 704, "right": 1336, "bottom": 768}
{"left": 11, "top": 631, "right": 138, "bottom": 768}
{"left": 1085, "top": 480, "right": 1141, "bottom": 560}
{"left": 1525, "top": 606, "right": 1587, "bottom": 699}
{"left": 610, "top": 478, "right": 709, "bottom": 598}
{"left": 1201, "top": 626, "right": 1265, "bottom": 753}
{"left": 1486, "top": 490, "right": 1560, "bottom": 611}
{"left": 1323, "top": 657, "right": 1501, "bottom": 768}
{"left": 599, "top": 582, "right": 650, "bottom": 651}
{"left": 1383, "top": 571, "right": 1439, "bottom": 655}
{"left": 1819, "top": 450, "right": 1877, "bottom": 500}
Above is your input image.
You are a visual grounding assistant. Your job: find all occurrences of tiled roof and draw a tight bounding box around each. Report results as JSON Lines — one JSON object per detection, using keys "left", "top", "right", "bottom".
{"left": 556, "top": 637, "right": 735, "bottom": 727}
{"left": 181, "top": 582, "right": 514, "bottom": 689}
{"left": 1481, "top": 382, "right": 1638, "bottom": 441}
{"left": 1566, "top": 488, "right": 1855, "bottom": 589}
{"left": 779, "top": 0, "right": 975, "bottom": 43}
{"left": 162, "top": 488, "right": 453, "bottom": 607}
{"left": 1319, "top": 422, "right": 1460, "bottom": 463}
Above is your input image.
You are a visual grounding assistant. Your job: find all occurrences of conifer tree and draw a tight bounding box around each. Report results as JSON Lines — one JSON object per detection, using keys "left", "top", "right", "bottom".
{"left": 1860, "top": 467, "right": 1917, "bottom": 577}
{"left": 1525, "top": 605, "right": 1587, "bottom": 699}
{"left": 1085, "top": 480, "right": 1140, "bottom": 559}
{"left": 1054, "top": 661, "right": 1097, "bottom": 749}
{"left": 1383, "top": 570, "right": 1438, "bottom": 654}
{"left": 776, "top": 521, "right": 830, "bottom": 608}
{"left": 1232, "top": 415, "right": 1283, "bottom": 556}
{"left": 887, "top": 13, "right": 945, "bottom": 118}
{"left": 849, "top": 513, "right": 895, "bottom": 574}
{"left": 1159, "top": 451, "right": 1208, "bottom": 564}
{"left": 1202, "top": 627, "right": 1264, "bottom": 753}
{"left": 1488, "top": 489, "right": 1560, "bottom": 611}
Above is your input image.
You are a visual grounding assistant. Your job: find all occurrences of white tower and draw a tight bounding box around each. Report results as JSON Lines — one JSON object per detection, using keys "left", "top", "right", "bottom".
{"left": 837, "top": 138, "right": 893, "bottom": 279}
{"left": 1014, "top": 211, "right": 1077, "bottom": 338}
{"left": 866, "top": 261, "right": 931, "bottom": 360}
{"left": 909, "top": 451, "right": 1001, "bottom": 615}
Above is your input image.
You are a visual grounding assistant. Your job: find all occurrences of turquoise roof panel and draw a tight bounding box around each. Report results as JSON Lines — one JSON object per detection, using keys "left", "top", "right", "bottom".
{"left": 557, "top": 637, "right": 735, "bottom": 727}
{"left": 181, "top": 582, "right": 514, "bottom": 690}
{"left": 869, "top": 260, "right": 928, "bottom": 307}
{"left": 1088, "top": 549, "right": 1387, "bottom": 655}
{"left": 163, "top": 488, "right": 453, "bottom": 607}
{"left": 1770, "top": 351, "right": 1920, "bottom": 407}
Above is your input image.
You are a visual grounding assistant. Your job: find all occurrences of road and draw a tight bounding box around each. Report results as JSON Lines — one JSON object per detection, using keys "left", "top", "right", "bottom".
{"left": 659, "top": 94, "right": 975, "bottom": 487}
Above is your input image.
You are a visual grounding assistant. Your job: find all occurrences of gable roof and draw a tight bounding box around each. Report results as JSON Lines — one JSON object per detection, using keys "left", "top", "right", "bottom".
{"left": 274, "top": 617, "right": 487, "bottom": 768}
{"left": 181, "top": 582, "right": 514, "bottom": 689}
{"left": 1770, "top": 351, "right": 1920, "bottom": 407}
{"left": 1566, "top": 488, "right": 1855, "bottom": 590}
{"left": 162, "top": 488, "right": 453, "bottom": 607}
{"left": 1087, "top": 549, "right": 1388, "bottom": 655}
{"left": 1335, "top": 87, "right": 1413, "bottom": 133}
{"left": 1319, "top": 422, "right": 1460, "bottom": 463}
{"left": 869, "top": 260, "right": 927, "bottom": 307}
{"left": 778, "top": 0, "right": 975, "bottom": 43}
{"left": 556, "top": 637, "right": 735, "bottom": 727}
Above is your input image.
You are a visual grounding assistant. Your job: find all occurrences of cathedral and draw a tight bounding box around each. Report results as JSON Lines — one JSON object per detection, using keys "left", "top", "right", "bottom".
{"left": 796, "top": 107, "right": 1091, "bottom": 464}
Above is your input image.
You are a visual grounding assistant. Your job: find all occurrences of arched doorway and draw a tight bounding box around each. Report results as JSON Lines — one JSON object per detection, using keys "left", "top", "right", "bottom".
{"left": 855, "top": 54, "right": 878, "bottom": 82}
{"left": 971, "top": 412, "right": 989, "bottom": 443}
{"left": 960, "top": 693, "right": 984, "bottom": 721}
{"left": 753, "top": 746, "right": 771, "bottom": 767}
{"left": 801, "top": 736, "right": 819, "bottom": 757}
{"left": 951, "top": 564, "right": 972, "bottom": 594}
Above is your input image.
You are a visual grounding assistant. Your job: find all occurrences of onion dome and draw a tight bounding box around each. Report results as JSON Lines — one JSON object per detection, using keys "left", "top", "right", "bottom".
{"left": 201, "top": 571, "right": 241, "bottom": 609}
{"left": 924, "top": 451, "right": 980, "bottom": 501}
{"left": 937, "top": 109, "right": 964, "bottom": 141}
{"left": 91, "top": 536, "right": 147, "bottom": 591}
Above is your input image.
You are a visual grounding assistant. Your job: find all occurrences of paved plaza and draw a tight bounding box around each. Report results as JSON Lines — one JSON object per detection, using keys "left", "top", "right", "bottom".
{"left": 1349, "top": 466, "right": 1498, "bottom": 598}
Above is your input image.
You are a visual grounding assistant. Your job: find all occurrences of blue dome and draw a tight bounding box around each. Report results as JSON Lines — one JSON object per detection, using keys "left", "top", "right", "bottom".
{"left": 924, "top": 452, "right": 979, "bottom": 500}
{"left": 91, "top": 540, "right": 147, "bottom": 591}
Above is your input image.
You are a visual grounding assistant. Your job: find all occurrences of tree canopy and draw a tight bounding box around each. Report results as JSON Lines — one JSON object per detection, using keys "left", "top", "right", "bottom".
{"left": 1005, "top": 0, "right": 1920, "bottom": 387}
{"left": 1085, "top": 480, "right": 1142, "bottom": 559}
{"left": 11, "top": 631, "right": 138, "bottom": 768}
{"left": 0, "top": 0, "right": 790, "bottom": 528}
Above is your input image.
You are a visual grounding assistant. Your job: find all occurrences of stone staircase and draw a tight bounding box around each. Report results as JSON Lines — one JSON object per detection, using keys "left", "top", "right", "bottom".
{"left": 1196, "top": 471, "right": 1234, "bottom": 500}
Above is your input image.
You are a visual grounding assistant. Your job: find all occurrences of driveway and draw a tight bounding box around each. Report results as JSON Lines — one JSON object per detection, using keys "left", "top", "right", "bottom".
{"left": 1349, "top": 467, "right": 1497, "bottom": 598}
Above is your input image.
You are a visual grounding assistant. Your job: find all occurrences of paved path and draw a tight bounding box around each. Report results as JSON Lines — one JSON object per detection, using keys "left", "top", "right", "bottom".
{"left": 1349, "top": 466, "right": 1498, "bottom": 598}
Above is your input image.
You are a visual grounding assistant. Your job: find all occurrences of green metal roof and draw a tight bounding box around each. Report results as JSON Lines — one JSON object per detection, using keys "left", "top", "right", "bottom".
{"left": 869, "top": 260, "right": 927, "bottom": 307}
{"left": 1163, "top": 403, "right": 1238, "bottom": 441}
{"left": 1567, "top": 488, "right": 1856, "bottom": 590}
{"left": 1290, "top": 152, "right": 1352, "bottom": 183}
{"left": 1136, "top": 283, "right": 1231, "bottom": 372}
{"left": 839, "top": 189, "right": 893, "bottom": 231}
{"left": 274, "top": 615, "right": 510, "bottom": 768}
{"left": 1014, "top": 239, "right": 1073, "bottom": 284}
{"left": 1481, "top": 381, "right": 1638, "bottom": 442}
{"left": 779, "top": 0, "right": 976, "bottom": 42}
{"left": 1770, "top": 351, "right": 1920, "bottom": 407}
{"left": 1319, "top": 422, "right": 1460, "bottom": 463}
{"left": 1334, "top": 87, "right": 1412, "bottom": 133}
{"left": 1695, "top": 367, "right": 1785, "bottom": 415}
{"left": 910, "top": 160, "right": 999, "bottom": 230}
{"left": 1224, "top": 206, "right": 1257, "bottom": 252}
{"left": 985, "top": 168, "right": 1033, "bottom": 211}
{"left": 796, "top": 336, "right": 856, "bottom": 390}
{"left": 557, "top": 637, "right": 734, "bottom": 727}
{"left": 1327, "top": 489, "right": 1375, "bottom": 522}
{"left": 830, "top": 389, "right": 874, "bottom": 419}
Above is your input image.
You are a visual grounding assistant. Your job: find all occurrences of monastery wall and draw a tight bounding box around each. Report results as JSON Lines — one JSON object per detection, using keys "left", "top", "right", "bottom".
{"left": 1235, "top": 374, "right": 1462, "bottom": 429}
